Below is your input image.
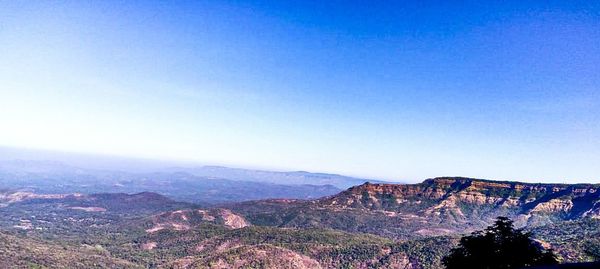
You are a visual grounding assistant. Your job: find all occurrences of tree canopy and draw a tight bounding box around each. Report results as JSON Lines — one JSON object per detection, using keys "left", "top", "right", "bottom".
{"left": 443, "top": 217, "right": 558, "bottom": 269}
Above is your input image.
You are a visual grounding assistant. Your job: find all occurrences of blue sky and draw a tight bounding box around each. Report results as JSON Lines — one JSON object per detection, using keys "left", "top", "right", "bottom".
{"left": 1, "top": 1, "right": 599, "bottom": 182}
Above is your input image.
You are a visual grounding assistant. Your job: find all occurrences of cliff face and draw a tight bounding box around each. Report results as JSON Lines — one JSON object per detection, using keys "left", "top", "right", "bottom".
{"left": 320, "top": 177, "right": 600, "bottom": 221}
{"left": 221, "top": 177, "right": 600, "bottom": 239}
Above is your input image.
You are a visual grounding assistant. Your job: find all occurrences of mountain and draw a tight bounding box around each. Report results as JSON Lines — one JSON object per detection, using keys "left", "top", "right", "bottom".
{"left": 225, "top": 177, "right": 600, "bottom": 239}
{"left": 323, "top": 177, "right": 600, "bottom": 221}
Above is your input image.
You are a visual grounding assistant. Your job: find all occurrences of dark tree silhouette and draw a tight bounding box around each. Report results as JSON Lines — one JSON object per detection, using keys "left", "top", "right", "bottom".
{"left": 443, "top": 217, "right": 558, "bottom": 269}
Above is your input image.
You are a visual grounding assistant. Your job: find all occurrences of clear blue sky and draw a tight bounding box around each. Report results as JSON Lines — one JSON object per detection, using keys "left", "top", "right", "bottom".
{"left": 1, "top": 1, "right": 599, "bottom": 182}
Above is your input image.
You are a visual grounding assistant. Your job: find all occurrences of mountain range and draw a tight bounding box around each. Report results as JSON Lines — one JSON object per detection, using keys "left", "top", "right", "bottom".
{"left": 0, "top": 159, "right": 369, "bottom": 203}
{"left": 226, "top": 177, "right": 600, "bottom": 239}
{"left": 0, "top": 175, "right": 598, "bottom": 268}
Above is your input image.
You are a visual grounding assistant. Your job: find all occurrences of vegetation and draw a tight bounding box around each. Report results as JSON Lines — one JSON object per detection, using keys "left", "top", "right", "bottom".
{"left": 0, "top": 231, "right": 141, "bottom": 269}
{"left": 443, "top": 217, "right": 558, "bottom": 269}
{"left": 530, "top": 218, "right": 600, "bottom": 262}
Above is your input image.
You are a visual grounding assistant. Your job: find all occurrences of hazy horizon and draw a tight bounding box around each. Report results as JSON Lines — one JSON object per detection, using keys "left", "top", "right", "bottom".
{"left": 1, "top": 145, "right": 598, "bottom": 185}
{"left": 1, "top": 1, "right": 599, "bottom": 182}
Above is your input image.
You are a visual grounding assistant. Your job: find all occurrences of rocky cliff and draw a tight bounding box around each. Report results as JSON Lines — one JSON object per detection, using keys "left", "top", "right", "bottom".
{"left": 321, "top": 177, "right": 600, "bottom": 223}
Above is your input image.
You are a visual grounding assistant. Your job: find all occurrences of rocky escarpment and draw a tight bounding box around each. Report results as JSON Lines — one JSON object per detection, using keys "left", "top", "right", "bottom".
{"left": 320, "top": 177, "right": 600, "bottom": 222}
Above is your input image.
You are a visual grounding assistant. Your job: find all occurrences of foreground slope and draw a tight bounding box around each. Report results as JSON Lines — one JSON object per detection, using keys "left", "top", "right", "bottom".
{"left": 0, "top": 231, "right": 141, "bottom": 269}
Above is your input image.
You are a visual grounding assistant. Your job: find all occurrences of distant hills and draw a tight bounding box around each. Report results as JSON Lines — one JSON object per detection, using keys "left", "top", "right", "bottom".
{"left": 0, "top": 159, "right": 381, "bottom": 203}
{"left": 164, "top": 165, "right": 384, "bottom": 189}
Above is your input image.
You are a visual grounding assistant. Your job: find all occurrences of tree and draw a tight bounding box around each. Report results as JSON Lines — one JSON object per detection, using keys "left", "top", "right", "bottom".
{"left": 443, "top": 217, "right": 558, "bottom": 269}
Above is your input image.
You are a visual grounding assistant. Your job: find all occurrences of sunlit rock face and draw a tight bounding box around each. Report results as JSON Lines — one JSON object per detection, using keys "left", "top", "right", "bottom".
{"left": 320, "top": 177, "right": 600, "bottom": 223}
{"left": 531, "top": 199, "right": 574, "bottom": 213}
